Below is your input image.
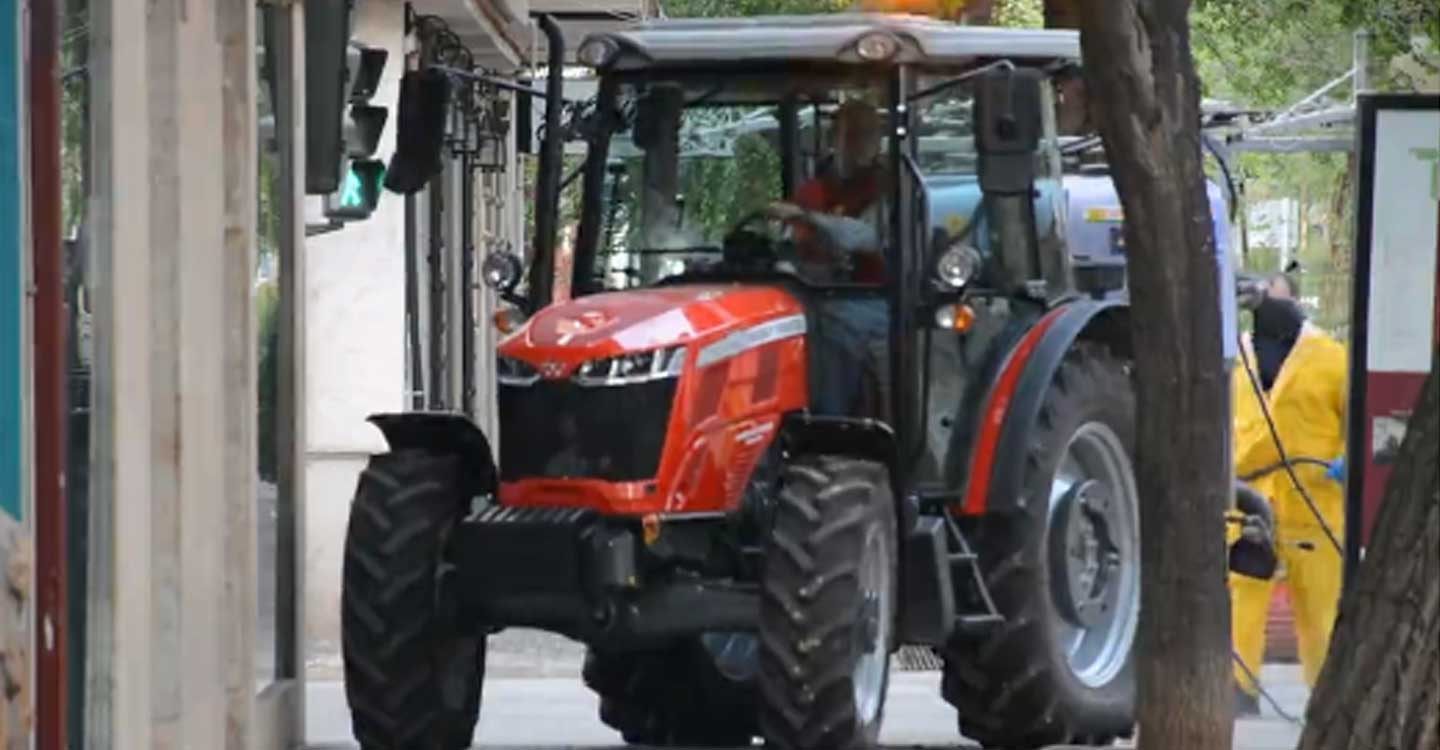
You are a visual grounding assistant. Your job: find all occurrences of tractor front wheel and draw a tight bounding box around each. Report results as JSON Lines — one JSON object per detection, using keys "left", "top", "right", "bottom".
{"left": 758, "top": 456, "right": 897, "bottom": 750}
{"left": 341, "top": 450, "right": 485, "bottom": 750}
{"left": 942, "top": 346, "right": 1139, "bottom": 747}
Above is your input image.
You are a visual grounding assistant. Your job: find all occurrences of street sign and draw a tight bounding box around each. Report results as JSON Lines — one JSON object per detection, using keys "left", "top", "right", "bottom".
{"left": 1346, "top": 93, "right": 1440, "bottom": 577}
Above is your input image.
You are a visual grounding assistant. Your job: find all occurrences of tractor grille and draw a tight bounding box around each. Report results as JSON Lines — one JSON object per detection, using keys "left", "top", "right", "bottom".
{"left": 498, "top": 378, "right": 678, "bottom": 482}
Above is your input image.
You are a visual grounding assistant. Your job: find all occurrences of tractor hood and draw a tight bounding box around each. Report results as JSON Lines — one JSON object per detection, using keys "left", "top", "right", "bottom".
{"left": 499, "top": 284, "right": 805, "bottom": 374}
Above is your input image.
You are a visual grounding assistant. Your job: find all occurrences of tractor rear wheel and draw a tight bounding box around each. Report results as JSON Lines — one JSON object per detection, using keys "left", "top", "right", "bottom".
{"left": 758, "top": 456, "right": 897, "bottom": 750}
{"left": 583, "top": 637, "right": 757, "bottom": 746}
{"left": 942, "top": 346, "right": 1139, "bottom": 747}
{"left": 342, "top": 450, "right": 484, "bottom": 750}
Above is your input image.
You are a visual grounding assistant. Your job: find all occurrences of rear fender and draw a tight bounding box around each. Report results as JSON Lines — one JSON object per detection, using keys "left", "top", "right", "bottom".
{"left": 958, "top": 300, "right": 1130, "bottom": 516}
{"left": 368, "top": 412, "right": 499, "bottom": 498}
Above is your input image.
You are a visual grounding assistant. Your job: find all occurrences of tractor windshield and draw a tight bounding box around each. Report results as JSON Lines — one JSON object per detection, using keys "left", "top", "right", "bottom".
{"left": 575, "top": 71, "right": 894, "bottom": 291}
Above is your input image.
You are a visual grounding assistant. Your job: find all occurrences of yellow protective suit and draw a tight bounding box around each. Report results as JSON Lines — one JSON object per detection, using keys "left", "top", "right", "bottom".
{"left": 1229, "top": 325, "right": 1348, "bottom": 695}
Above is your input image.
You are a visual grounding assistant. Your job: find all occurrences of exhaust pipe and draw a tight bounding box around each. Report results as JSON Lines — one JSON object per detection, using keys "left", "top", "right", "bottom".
{"left": 528, "top": 14, "right": 566, "bottom": 310}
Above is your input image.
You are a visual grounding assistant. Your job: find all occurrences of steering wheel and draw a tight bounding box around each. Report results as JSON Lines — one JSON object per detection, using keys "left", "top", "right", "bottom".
{"left": 721, "top": 209, "right": 796, "bottom": 269}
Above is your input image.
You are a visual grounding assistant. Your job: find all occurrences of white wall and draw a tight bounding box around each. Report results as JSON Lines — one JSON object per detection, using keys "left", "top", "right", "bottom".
{"left": 302, "top": 0, "right": 407, "bottom": 663}
{"left": 300, "top": 0, "right": 527, "bottom": 668}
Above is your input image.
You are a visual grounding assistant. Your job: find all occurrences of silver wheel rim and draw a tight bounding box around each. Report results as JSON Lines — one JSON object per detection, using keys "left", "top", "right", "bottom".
{"left": 1047, "top": 421, "right": 1140, "bottom": 689}
{"left": 853, "top": 524, "right": 891, "bottom": 727}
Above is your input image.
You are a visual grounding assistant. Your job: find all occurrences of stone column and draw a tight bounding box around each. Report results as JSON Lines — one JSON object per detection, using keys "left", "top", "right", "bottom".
{"left": 86, "top": 0, "right": 257, "bottom": 747}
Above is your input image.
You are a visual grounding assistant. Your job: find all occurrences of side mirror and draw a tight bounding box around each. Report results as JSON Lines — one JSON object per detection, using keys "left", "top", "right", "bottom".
{"left": 632, "top": 86, "right": 683, "bottom": 151}
{"left": 973, "top": 66, "right": 1044, "bottom": 195}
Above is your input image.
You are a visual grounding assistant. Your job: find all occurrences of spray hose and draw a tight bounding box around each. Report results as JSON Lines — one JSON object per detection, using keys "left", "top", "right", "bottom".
{"left": 1234, "top": 340, "right": 1346, "bottom": 557}
{"left": 1225, "top": 323, "right": 1349, "bottom": 726}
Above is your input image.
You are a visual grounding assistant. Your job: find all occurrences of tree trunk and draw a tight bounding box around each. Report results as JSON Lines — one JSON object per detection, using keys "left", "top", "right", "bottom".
{"left": 1075, "top": 3, "right": 1234, "bottom": 749}
{"left": 1299, "top": 354, "right": 1439, "bottom": 750}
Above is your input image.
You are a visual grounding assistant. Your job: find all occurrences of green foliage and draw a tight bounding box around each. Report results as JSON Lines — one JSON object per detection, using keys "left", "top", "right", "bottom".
{"left": 994, "top": 0, "right": 1043, "bottom": 29}
{"left": 1191, "top": 1, "right": 1356, "bottom": 107}
{"left": 679, "top": 133, "right": 783, "bottom": 242}
{"left": 1340, "top": 0, "right": 1440, "bottom": 62}
{"left": 1192, "top": 0, "right": 1437, "bottom": 105}
{"left": 60, "top": 5, "right": 88, "bottom": 237}
{"left": 1188, "top": 0, "right": 1438, "bottom": 339}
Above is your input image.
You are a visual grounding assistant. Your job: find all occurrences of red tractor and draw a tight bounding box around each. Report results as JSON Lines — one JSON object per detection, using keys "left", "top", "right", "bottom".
{"left": 342, "top": 14, "right": 1140, "bottom": 750}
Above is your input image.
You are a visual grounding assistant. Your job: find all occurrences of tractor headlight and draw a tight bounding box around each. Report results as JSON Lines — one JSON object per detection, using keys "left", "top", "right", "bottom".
{"left": 577, "top": 37, "right": 619, "bottom": 68}
{"left": 481, "top": 250, "right": 523, "bottom": 292}
{"left": 854, "top": 32, "right": 899, "bottom": 62}
{"left": 496, "top": 355, "right": 541, "bottom": 386}
{"left": 935, "top": 243, "right": 983, "bottom": 289}
{"left": 575, "top": 345, "right": 686, "bottom": 387}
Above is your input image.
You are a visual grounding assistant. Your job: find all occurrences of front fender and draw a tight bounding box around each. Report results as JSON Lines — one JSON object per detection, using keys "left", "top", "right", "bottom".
{"left": 368, "top": 412, "right": 498, "bottom": 498}
{"left": 958, "top": 299, "right": 1130, "bottom": 515}
{"left": 778, "top": 412, "right": 897, "bottom": 468}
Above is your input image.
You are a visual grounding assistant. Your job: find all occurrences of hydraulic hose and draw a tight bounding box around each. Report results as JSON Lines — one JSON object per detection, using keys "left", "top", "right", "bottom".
{"left": 1238, "top": 456, "right": 1333, "bottom": 484}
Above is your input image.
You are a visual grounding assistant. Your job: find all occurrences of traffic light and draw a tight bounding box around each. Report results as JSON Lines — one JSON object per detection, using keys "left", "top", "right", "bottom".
{"left": 323, "top": 159, "right": 386, "bottom": 220}
{"left": 322, "top": 42, "right": 390, "bottom": 221}
{"left": 303, "top": 0, "right": 390, "bottom": 211}
{"left": 340, "top": 43, "right": 389, "bottom": 158}
{"left": 304, "top": 1, "right": 352, "bottom": 195}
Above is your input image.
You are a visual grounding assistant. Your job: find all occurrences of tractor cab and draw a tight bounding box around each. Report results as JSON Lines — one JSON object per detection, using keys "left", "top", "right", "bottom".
{"left": 489, "top": 15, "right": 1086, "bottom": 503}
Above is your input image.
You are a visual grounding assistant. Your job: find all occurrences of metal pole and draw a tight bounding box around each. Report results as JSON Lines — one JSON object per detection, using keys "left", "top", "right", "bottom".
{"left": 272, "top": 0, "right": 305, "bottom": 693}
{"left": 31, "top": 0, "right": 70, "bottom": 745}
{"left": 461, "top": 150, "right": 477, "bottom": 419}
{"left": 527, "top": 14, "right": 565, "bottom": 309}
{"left": 404, "top": 194, "right": 424, "bottom": 410}
{"left": 62, "top": 2, "right": 92, "bottom": 744}
{"left": 428, "top": 172, "right": 447, "bottom": 411}
{"left": 1354, "top": 29, "right": 1371, "bottom": 98}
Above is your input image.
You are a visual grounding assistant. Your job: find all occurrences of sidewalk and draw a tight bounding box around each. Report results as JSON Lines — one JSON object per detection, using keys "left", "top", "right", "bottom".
{"left": 304, "top": 630, "right": 1308, "bottom": 749}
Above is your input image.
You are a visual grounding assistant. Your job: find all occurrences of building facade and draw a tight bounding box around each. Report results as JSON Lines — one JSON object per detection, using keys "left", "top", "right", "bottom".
{"left": 0, "top": 0, "right": 641, "bottom": 748}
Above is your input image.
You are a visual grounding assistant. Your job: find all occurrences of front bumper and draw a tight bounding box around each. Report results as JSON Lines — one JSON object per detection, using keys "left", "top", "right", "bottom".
{"left": 444, "top": 505, "right": 757, "bottom": 646}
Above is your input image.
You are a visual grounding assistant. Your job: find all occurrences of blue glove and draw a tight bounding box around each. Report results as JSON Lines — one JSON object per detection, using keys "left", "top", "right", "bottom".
{"left": 1326, "top": 456, "right": 1346, "bottom": 483}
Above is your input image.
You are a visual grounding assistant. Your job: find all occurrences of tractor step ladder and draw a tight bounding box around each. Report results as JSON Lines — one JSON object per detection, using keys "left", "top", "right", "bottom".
{"left": 916, "top": 488, "right": 1006, "bottom": 634}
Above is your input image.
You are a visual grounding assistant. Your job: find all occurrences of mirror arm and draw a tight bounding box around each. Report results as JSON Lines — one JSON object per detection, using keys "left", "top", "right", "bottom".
{"left": 908, "top": 59, "right": 1015, "bottom": 103}
{"left": 428, "top": 65, "right": 582, "bottom": 103}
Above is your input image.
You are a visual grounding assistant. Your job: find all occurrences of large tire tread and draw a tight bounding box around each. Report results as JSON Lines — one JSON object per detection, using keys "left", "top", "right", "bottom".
{"left": 343, "top": 450, "right": 483, "bottom": 750}
{"left": 759, "top": 456, "right": 896, "bottom": 750}
{"left": 941, "top": 346, "right": 1136, "bottom": 748}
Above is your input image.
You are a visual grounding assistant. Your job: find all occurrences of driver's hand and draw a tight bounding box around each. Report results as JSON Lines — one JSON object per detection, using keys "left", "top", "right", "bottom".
{"left": 765, "top": 201, "right": 808, "bottom": 222}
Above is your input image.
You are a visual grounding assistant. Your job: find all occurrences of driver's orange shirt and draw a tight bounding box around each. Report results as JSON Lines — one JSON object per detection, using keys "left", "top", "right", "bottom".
{"left": 792, "top": 167, "right": 887, "bottom": 283}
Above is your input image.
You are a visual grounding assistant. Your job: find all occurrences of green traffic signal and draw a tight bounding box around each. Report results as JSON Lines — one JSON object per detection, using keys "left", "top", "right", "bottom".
{"left": 326, "top": 160, "right": 386, "bottom": 220}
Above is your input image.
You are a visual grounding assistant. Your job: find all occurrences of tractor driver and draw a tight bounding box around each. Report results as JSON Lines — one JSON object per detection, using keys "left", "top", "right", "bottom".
{"left": 765, "top": 99, "right": 891, "bottom": 416}
{"left": 766, "top": 99, "right": 888, "bottom": 284}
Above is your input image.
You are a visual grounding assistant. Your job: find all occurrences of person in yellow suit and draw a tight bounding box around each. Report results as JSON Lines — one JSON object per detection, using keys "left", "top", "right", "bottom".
{"left": 1229, "top": 294, "right": 1348, "bottom": 715}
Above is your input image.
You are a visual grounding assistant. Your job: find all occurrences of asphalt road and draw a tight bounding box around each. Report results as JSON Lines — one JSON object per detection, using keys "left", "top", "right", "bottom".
{"left": 303, "top": 666, "right": 1307, "bottom": 750}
